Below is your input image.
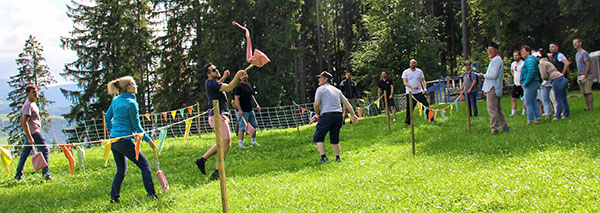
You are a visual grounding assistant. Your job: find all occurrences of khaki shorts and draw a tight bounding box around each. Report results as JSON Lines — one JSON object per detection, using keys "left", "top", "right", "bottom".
{"left": 578, "top": 75, "right": 593, "bottom": 94}
{"left": 208, "top": 114, "right": 231, "bottom": 140}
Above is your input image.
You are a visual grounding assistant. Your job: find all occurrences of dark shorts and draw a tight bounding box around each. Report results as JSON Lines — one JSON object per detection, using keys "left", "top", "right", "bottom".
{"left": 380, "top": 98, "right": 395, "bottom": 108}
{"left": 313, "top": 112, "right": 343, "bottom": 144}
{"left": 511, "top": 85, "right": 523, "bottom": 98}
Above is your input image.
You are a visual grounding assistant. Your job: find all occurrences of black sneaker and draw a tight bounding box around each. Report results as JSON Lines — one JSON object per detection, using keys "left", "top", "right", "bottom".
{"left": 209, "top": 170, "right": 219, "bottom": 180}
{"left": 148, "top": 194, "right": 158, "bottom": 200}
{"left": 44, "top": 174, "right": 54, "bottom": 181}
{"left": 320, "top": 157, "right": 329, "bottom": 164}
{"left": 110, "top": 198, "right": 120, "bottom": 204}
{"left": 503, "top": 127, "right": 510, "bottom": 133}
{"left": 194, "top": 158, "right": 206, "bottom": 175}
{"left": 335, "top": 158, "right": 341, "bottom": 162}
{"left": 14, "top": 176, "right": 22, "bottom": 180}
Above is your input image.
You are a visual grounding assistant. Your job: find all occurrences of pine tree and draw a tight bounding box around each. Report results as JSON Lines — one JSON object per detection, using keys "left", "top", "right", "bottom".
{"left": 3, "top": 35, "right": 56, "bottom": 144}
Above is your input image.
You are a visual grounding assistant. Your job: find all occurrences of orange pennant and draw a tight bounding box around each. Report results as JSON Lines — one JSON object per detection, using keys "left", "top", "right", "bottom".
{"left": 134, "top": 134, "right": 143, "bottom": 161}
{"left": 301, "top": 108, "right": 306, "bottom": 115}
{"left": 428, "top": 110, "right": 434, "bottom": 121}
{"left": 187, "top": 106, "right": 193, "bottom": 115}
{"left": 59, "top": 144, "right": 76, "bottom": 174}
{"left": 144, "top": 114, "right": 151, "bottom": 121}
{"left": 358, "top": 109, "right": 364, "bottom": 118}
{"left": 162, "top": 113, "right": 167, "bottom": 121}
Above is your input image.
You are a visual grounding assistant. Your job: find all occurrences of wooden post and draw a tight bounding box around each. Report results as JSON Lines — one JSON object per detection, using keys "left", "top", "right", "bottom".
{"left": 409, "top": 91, "right": 415, "bottom": 155}
{"left": 465, "top": 91, "right": 472, "bottom": 133}
{"left": 291, "top": 106, "right": 300, "bottom": 135}
{"left": 212, "top": 100, "right": 229, "bottom": 213}
{"left": 197, "top": 103, "right": 202, "bottom": 139}
{"left": 384, "top": 90, "right": 391, "bottom": 134}
{"left": 102, "top": 111, "right": 107, "bottom": 140}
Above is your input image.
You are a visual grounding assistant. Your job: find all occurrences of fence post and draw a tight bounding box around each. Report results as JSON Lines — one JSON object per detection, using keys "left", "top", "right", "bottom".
{"left": 409, "top": 91, "right": 415, "bottom": 155}
{"left": 384, "top": 91, "right": 391, "bottom": 134}
{"left": 197, "top": 103, "right": 202, "bottom": 139}
{"left": 102, "top": 111, "right": 107, "bottom": 140}
{"left": 212, "top": 100, "right": 229, "bottom": 213}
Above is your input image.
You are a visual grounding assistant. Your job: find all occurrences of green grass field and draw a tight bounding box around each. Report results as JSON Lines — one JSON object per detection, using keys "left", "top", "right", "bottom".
{"left": 2, "top": 93, "right": 600, "bottom": 211}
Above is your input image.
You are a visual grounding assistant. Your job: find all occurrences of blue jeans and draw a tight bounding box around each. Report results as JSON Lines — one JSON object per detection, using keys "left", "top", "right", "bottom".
{"left": 552, "top": 76, "right": 570, "bottom": 119}
{"left": 15, "top": 133, "right": 49, "bottom": 178}
{"left": 110, "top": 138, "right": 155, "bottom": 200}
{"left": 540, "top": 85, "right": 553, "bottom": 116}
{"left": 523, "top": 82, "right": 541, "bottom": 122}
{"left": 236, "top": 111, "right": 259, "bottom": 131}
{"left": 466, "top": 92, "right": 478, "bottom": 117}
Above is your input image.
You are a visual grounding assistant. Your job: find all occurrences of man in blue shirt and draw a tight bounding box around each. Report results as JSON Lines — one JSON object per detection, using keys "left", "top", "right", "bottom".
{"left": 460, "top": 62, "right": 479, "bottom": 117}
{"left": 195, "top": 63, "right": 246, "bottom": 179}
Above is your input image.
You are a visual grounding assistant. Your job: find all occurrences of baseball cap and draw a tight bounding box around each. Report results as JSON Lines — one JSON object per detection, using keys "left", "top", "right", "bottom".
{"left": 316, "top": 71, "right": 333, "bottom": 80}
{"left": 532, "top": 52, "right": 542, "bottom": 58}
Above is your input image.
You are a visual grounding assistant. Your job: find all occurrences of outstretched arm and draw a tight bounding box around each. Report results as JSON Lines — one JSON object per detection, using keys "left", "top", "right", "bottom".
{"left": 219, "top": 70, "right": 246, "bottom": 92}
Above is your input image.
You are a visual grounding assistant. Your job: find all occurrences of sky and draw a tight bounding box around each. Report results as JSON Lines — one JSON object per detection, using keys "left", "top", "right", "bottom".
{"left": 0, "top": 0, "right": 77, "bottom": 86}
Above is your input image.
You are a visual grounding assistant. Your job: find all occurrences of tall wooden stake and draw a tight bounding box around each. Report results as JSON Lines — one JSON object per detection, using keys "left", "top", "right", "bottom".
{"left": 410, "top": 91, "right": 415, "bottom": 155}
{"left": 197, "top": 103, "right": 202, "bottom": 139}
{"left": 212, "top": 100, "right": 229, "bottom": 213}
{"left": 384, "top": 91, "right": 391, "bottom": 134}
{"left": 291, "top": 106, "right": 300, "bottom": 135}
{"left": 465, "top": 92, "right": 472, "bottom": 133}
{"left": 102, "top": 111, "right": 107, "bottom": 140}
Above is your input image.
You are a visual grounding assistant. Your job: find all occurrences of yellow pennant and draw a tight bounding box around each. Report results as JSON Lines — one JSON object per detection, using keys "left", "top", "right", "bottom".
{"left": 418, "top": 103, "right": 423, "bottom": 116}
{"left": 184, "top": 118, "right": 193, "bottom": 140}
{"left": 102, "top": 139, "right": 117, "bottom": 167}
{"left": 1, "top": 145, "right": 12, "bottom": 176}
{"left": 450, "top": 105, "right": 453, "bottom": 115}
{"left": 144, "top": 114, "right": 151, "bottom": 121}
{"left": 374, "top": 98, "right": 380, "bottom": 108}
{"left": 434, "top": 110, "right": 438, "bottom": 119}
{"left": 171, "top": 111, "right": 177, "bottom": 119}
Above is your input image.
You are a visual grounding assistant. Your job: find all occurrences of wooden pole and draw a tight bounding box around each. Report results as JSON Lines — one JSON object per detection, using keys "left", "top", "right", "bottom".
{"left": 102, "top": 111, "right": 107, "bottom": 140}
{"left": 212, "top": 100, "right": 229, "bottom": 213}
{"left": 197, "top": 103, "right": 202, "bottom": 139}
{"left": 384, "top": 91, "right": 391, "bottom": 134}
{"left": 465, "top": 91, "right": 472, "bottom": 133}
{"left": 410, "top": 92, "right": 415, "bottom": 155}
{"left": 291, "top": 106, "right": 300, "bottom": 135}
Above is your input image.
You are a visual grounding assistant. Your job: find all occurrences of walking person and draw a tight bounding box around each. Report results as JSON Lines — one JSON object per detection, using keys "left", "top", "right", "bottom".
{"left": 459, "top": 62, "right": 479, "bottom": 117}
{"left": 573, "top": 38, "right": 593, "bottom": 111}
{"left": 519, "top": 45, "right": 542, "bottom": 125}
{"left": 104, "top": 76, "right": 157, "bottom": 203}
{"left": 378, "top": 71, "right": 396, "bottom": 121}
{"left": 194, "top": 63, "right": 245, "bottom": 179}
{"left": 14, "top": 85, "right": 52, "bottom": 181}
{"left": 538, "top": 51, "right": 570, "bottom": 120}
{"left": 340, "top": 71, "right": 359, "bottom": 125}
{"left": 402, "top": 59, "right": 434, "bottom": 124}
{"left": 510, "top": 51, "right": 525, "bottom": 116}
{"left": 477, "top": 42, "right": 509, "bottom": 134}
{"left": 233, "top": 72, "right": 261, "bottom": 148}
{"left": 310, "top": 71, "right": 358, "bottom": 163}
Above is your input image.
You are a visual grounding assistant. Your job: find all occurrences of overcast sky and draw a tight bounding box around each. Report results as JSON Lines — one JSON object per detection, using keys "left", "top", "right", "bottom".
{"left": 0, "top": 0, "right": 77, "bottom": 86}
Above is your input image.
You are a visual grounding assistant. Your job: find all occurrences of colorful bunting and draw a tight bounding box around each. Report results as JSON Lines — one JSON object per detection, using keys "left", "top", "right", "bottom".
{"left": 442, "top": 109, "right": 446, "bottom": 122}
{"left": 179, "top": 109, "right": 185, "bottom": 118}
{"left": 301, "top": 107, "right": 306, "bottom": 115}
{"left": 187, "top": 106, "right": 193, "bottom": 115}
{"left": 418, "top": 103, "right": 423, "bottom": 116}
{"left": 171, "top": 111, "right": 177, "bottom": 119}
{"left": 428, "top": 110, "right": 434, "bottom": 121}
{"left": 144, "top": 114, "right": 151, "bottom": 121}
{"left": 158, "top": 128, "right": 167, "bottom": 154}
{"left": 162, "top": 113, "right": 168, "bottom": 121}
{"left": 59, "top": 144, "right": 76, "bottom": 174}
{"left": 374, "top": 98, "right": 380, "bottom": 108}
{"left": 76, "top": 146, "right": 85, "bottom": 171}
{"left": 450, "top": 105, "right": 454, "bottom": 115}
{"left": 134, "top": 134, "right": 143, "bottom": 161}
{"left": 358, "top": 108, "right": 364, "bottom": 118}
{"left": 102, "top": 139, "right": 114, "bottom": 167}
{"left": 1, "top": 145, "right": 12, "bottom": 175}
{"left": 184, "top": 118, "right": 192, "bottom": 140}
{"left": 153, "top": 114, "right": 158, "bottom": 123}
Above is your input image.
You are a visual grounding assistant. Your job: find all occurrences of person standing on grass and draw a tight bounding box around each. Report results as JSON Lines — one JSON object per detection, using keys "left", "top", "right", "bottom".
{"left": 519, "top": 45, "right": 542, "bottom": 125}
{"left": 533, "top": 50, "right": 554, "bottom": 120}
{"left": 310, "top": 71, "right": 359, "bottom": 163}
{"left": 573, "top": 38, "right": 593, "bottom": 111}
{"left": 549, "top": 43, "right": 571, "bottom": 77}
{"left": 378, "top": 71, "right": 396, "bottom": 121}
{"left": 233, "top": 72, "right": 261, "bottom": 148}
{"left": 195, "top": 63, "right": 246, "bottom": 180}
{"left": 14, "top": 85, "right": 52, "bottom": 181}
{"left": 104, "top": 76, "right": 157, "bottom": 203}
{"left": 477, "top": 42, "right": 509, "bottom": 134}
{"left": 459, "top": 62, "right": 479, "bottom": 117}
{"left": 403, "top": 59, "right": 434, "bottom": 124}
{"left": 510, "top": 51, "right": 525, "bottom": 116}
{"left": 340, "top": 71, "right": 359, "bottom": 125}
{"left": 538, "top": 50, "right": 570, "bottom": 120}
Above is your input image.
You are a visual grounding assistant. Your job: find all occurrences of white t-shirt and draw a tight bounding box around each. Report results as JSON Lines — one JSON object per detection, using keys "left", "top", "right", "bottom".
{"left": 401, "top": 68, "right": 425, "bottom": 94}
{"left": 510, "top": 60, "right": 524, "bottom": 86}
{"left": 315, "top": 83, "right": 347, "bottom": 115}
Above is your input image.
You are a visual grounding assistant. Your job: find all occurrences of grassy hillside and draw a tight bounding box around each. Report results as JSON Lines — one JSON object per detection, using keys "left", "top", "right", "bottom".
{"left": 1, "top": 93, "right": 600, "bottom": 211}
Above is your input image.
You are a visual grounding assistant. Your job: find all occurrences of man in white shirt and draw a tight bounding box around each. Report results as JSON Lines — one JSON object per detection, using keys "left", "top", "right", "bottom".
{"left": 402, "top": 59, "right": 433, "bottom": 125}
{"left": 510, "top": 51, "right": 525, "bottom": 116}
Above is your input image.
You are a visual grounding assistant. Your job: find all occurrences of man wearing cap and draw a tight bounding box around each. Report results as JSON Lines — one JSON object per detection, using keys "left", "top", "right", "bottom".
{"left": 573, "top": 38, "right": 593, "bottom": 111}
{"left": 311, "top": 71, "right": 359, "bottom": 163}
{"left": 339, "top": 71, "right": 359, "bottom": 125}
{"left": 459, "top": 62, "right": 479, "bottom": 117}
{"left": 402, "top": 59, "right": 433, "bottom": 124}
{"left": 378, "top": 71, "right": 396, "bottom": 121}
{"left": 477, "top": 42, "right": 509, "bottom": 134}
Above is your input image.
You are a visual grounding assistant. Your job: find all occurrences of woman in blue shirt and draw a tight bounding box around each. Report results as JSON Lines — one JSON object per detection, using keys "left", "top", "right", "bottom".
{"left": 104, "top": 76, "right": 157, "bottom": 203}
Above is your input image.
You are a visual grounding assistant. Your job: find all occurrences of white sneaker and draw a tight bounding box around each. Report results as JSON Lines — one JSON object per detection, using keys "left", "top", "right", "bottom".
{"left": 393, "top": 118, "right": 396, "bottom": 122}
{"left": 510, "top": 112, "right": 515, "bottom": 116}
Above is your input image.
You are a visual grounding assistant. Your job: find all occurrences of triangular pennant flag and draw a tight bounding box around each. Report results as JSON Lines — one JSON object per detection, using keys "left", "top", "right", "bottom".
{"left": 374, "top": 98, "right": 380, "bottom": 108}
{"left": 184, "top": 118, "right": 193, "bottom": 140}
{"left": 358, "top": 108, "right": 364, "bottom": 118}
{"left": 441, "top": 109, "right": 446, "bottom": 122}
{"left": 424, "top": 108, "right": 428, "bottom": 119}
{"left": 301, "top": 107, "right": 306, "bottom": 115}
{"left": 158, "top": 128, "right": 167, "bottom": 154}
{"left": 187, "top": 106, "right": 193, "bottom": 115}
{"left": 76, "top": 145, "right": 85, "bottom": 171}
{"left": 134, "top": 134, "right": 143, "bottom": 161}
{"left": 450, "top": 105, "right": 454, "bottom": 115}
{"left": 455, "top": 101, "right": 459, "bottom": 111}
{"left": 179, "top": 109, "right": 185, "bottom": 118}
{"left": 418, "top": 103, "right": 423, "bottom": 116}
{"left": 309, "top": 111, "right": 314, "bottom": 119}
{"left": 144, "top": 114, "right": 151, "bottom": 121}
{"left": 162, "top": 113, "right": 168, "bottom": 121}
{"left": 428, "top": 110, "right": 434, "bottom": 121}
{"left": 102, "top": 139, "right": 114, "bottom": 167}
{"left": 171, "top": 111, "right": 177, "bottom": 119}
{"left": 153, "top": 114, "right": 158, "bottom": 123}
{"left": 59, "top": 144, "right": 76, "bottom": 174}
{"left": 1, "top": 145, "right": 12, "bottom": 176}
{"left": 434, "top": 110, "right": 438, "bottom": 120}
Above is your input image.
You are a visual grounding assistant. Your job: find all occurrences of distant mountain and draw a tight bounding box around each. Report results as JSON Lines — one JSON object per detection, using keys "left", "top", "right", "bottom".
{"left": 0, "top": 79, "right": 79, "bottom": 116}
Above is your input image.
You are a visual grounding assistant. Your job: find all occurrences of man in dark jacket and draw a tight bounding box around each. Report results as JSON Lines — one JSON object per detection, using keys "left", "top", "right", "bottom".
{"left": 339, "top": 71, "right": 358, "bottom": 125}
